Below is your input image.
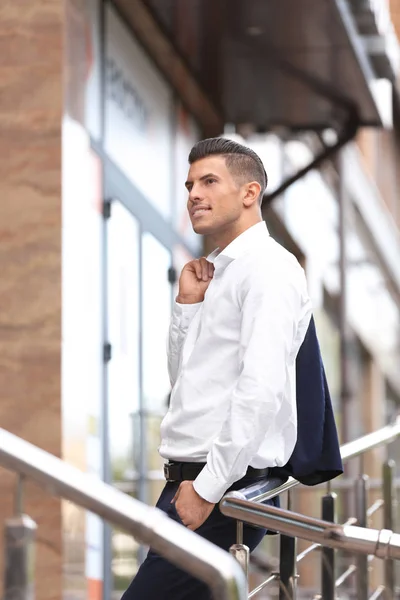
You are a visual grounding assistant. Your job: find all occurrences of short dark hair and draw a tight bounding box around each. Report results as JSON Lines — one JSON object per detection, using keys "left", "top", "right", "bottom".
{"left": 188, "top": 137, "right": 268, "bottom": 204}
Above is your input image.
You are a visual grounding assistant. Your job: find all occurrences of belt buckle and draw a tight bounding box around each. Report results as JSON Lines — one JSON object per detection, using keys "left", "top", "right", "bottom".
{"left": 164, "top": 463, "right": 173, "bottom": 481}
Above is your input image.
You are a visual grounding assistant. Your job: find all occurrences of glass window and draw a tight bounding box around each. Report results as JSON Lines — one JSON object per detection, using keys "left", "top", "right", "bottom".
{"left": 111, "top": 529, "right": 139, "bottom": 597}
{"left": 172, "top": 244, "right": 194, "bottom": 300}
{"left": 141, "top": 233, "right": 172, "bottom": 508}
{"left": 62, "top": 128, "right": 105, "bottom": 598}
{"left": 141, "top": 233, "right": 172, "bottom": 415}
{"left": 107, "top": 200, "right": 140, "bottom": 480}
{"left": 107, "top": 200, "right": 141, "bottom": 595}
{"left": 104, "top": 4, "right": 173, "bottom": 219}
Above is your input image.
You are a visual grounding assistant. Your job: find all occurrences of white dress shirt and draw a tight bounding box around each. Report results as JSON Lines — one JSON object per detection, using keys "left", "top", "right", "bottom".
{"left": 159, "top": 221, "right": 312, "bottom": 503}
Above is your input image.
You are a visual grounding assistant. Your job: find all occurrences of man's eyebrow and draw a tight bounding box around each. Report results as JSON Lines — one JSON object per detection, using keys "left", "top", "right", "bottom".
{"left": 185, "top": 173, "right": 220, "bottom": 189}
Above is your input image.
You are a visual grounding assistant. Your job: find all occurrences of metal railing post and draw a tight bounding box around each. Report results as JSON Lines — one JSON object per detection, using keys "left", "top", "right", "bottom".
{"left": 229, "top": 521, "right": 249, "bottom": 590}
{"left": 355, "top": 474, "right": 369, "bottom": 600}
{"left": 383, "top": 460, "right": 396, "bottom": 600}
{"left": 279, "top": 491, "right": 297, "bottom": 600}
{"left": 321, "top": 490, "right": 336, "bottom": 600}
{"left": 4, "top": 476, "right": 37, "bottom": 600}
{"left": 229, "top": 545, "right": 249, "bottom": 582}
{"left": 279, "top": 535, "right": 297, "bottom": 600}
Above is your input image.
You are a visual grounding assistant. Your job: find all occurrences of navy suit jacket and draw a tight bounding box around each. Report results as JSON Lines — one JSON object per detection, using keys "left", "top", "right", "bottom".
{"left": 270, "top": 316, "right": 343, "bottom": 486}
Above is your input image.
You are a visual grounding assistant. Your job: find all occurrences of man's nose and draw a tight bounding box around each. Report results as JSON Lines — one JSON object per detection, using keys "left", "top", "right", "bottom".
{"left": 188, "top": 185, "right": 202, "bottom": 204}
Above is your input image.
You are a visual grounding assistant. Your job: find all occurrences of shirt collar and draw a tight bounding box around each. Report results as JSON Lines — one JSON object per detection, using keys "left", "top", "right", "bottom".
{"left": 207, "top": 222, "right": 270, "bottom": 275}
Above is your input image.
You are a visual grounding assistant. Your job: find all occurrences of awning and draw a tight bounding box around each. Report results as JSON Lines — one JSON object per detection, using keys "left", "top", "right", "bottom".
{"left": 219, "top": 0, "right": 383, "bottom": 130}
{"left": 116, "top": 0, "right": 384, "bottom": 136}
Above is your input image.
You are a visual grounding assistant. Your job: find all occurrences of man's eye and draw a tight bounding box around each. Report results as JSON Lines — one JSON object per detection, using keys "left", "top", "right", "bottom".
{"left": 206, "top": 178, "right": 216, "bottom": 185}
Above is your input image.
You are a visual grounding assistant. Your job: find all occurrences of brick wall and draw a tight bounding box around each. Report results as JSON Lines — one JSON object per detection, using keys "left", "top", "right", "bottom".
{"left": 389, "top": 0, "right": 400, "bottom": 41}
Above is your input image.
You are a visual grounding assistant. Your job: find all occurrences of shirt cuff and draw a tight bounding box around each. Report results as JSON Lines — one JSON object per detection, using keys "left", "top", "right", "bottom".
{"left": 173, "top": 300, "right": 202, "bottom": 330}
{"left": 174, "top": 299, "right": 202, "bottom": 315}
{"left": 193, "top": 464, "right": 229, "bottom": 504}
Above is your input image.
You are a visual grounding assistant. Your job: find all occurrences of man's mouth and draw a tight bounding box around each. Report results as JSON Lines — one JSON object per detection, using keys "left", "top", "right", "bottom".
{"left": 192, "top": 207, "right": 211, "bottom": 218}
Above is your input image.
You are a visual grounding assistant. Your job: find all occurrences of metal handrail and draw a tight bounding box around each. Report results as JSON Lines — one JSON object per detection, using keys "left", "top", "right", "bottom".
{"left": 296, "top": 498, "right": 385, "bottom": 566}
{"left": 219, "top": 418, "right": 400, "bottom": 597}
{"left": 0, "top": 428, "right": 246, "bottom": 600}
{"left": 296, "top": 514, "right": 362, "bottom": 564}
{"left": 228, "top": 416, "right": 400, "bottom": 504}
{"left": 2, "top": 420, "right": 399, "bottom": 600}
{"left": 220, "top": 495, "right": 400, "bottom": 559}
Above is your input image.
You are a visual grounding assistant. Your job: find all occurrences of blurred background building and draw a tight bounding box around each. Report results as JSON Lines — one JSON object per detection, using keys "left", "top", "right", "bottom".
{"left": 1, "top": 0, "right": 400, "bottom": 599}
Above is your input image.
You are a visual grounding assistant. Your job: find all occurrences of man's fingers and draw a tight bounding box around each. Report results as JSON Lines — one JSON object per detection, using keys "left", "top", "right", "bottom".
{"left": 179, "top": 514, "right": 193, "bottom": 530}
{"left": 192, "top": 261, "right": 202, "bottom": 281}
{"left": 200, "top": 257, "right": 214, "bottom": 281}
{"left": 189, "top": 257, "right": 213, "bottom": 282}
{"left": 199, "top": 257, "right": 209, "bottom": 282}
{"left": 171, "top": 485, "right": 181, "bottom": 504}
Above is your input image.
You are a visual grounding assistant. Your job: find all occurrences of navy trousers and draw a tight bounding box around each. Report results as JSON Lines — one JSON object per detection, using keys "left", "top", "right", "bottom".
{"left": 121, "top": 475, "right": 270, "bottom": 600}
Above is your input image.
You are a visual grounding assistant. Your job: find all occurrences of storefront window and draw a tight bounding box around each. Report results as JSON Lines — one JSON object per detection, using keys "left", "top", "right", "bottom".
{"left": 142, "top": 233, "right": 172, "bottom": 414}
{"left": 107, "top": 200, "right": 141, "bottom": 596}
{"left": 104, "top": 4, "right": 173, "bottom": 220}
{"left": 107, "top": 200, "right": 140, "bottom": 481}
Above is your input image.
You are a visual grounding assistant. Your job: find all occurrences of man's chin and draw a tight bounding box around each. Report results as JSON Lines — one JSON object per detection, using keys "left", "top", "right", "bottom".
{"left": 192, "top": 222, "right": 213, "bottom": 235}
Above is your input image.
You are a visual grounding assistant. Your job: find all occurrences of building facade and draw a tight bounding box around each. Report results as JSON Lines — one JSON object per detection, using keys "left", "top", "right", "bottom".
{"left": 63, "top": 2, "right": 204, "bottom": 598}
{"left": 1, "top": 1, "right": 400, "bottom": 599}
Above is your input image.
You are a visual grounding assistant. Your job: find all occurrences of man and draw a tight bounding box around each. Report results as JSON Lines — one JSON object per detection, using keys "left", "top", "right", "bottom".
{"left": 122, "top": 137, "right": 313, "bottom": 599}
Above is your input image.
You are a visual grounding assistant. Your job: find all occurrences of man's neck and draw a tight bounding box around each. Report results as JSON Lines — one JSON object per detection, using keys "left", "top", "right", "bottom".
{"left": 211, "top": 218, "right": 263, "bottom": 252}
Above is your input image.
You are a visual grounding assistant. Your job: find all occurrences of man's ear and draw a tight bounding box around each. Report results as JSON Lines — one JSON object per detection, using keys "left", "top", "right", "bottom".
{"left": 243, "top": 182, "right": 261, "bottom": 207}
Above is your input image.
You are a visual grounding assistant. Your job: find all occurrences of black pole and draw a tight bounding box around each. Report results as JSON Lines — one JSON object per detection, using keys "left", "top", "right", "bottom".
{"left": 321, "top": 492, "right": 337, "bottom": 600}
{"left": 279, "top": 534, "right": 297, "bottom": 600}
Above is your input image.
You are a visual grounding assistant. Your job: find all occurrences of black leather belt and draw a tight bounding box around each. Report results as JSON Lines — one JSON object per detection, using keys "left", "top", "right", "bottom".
{"left": 163, "top": 461, "right": 269, "bottom": 482}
